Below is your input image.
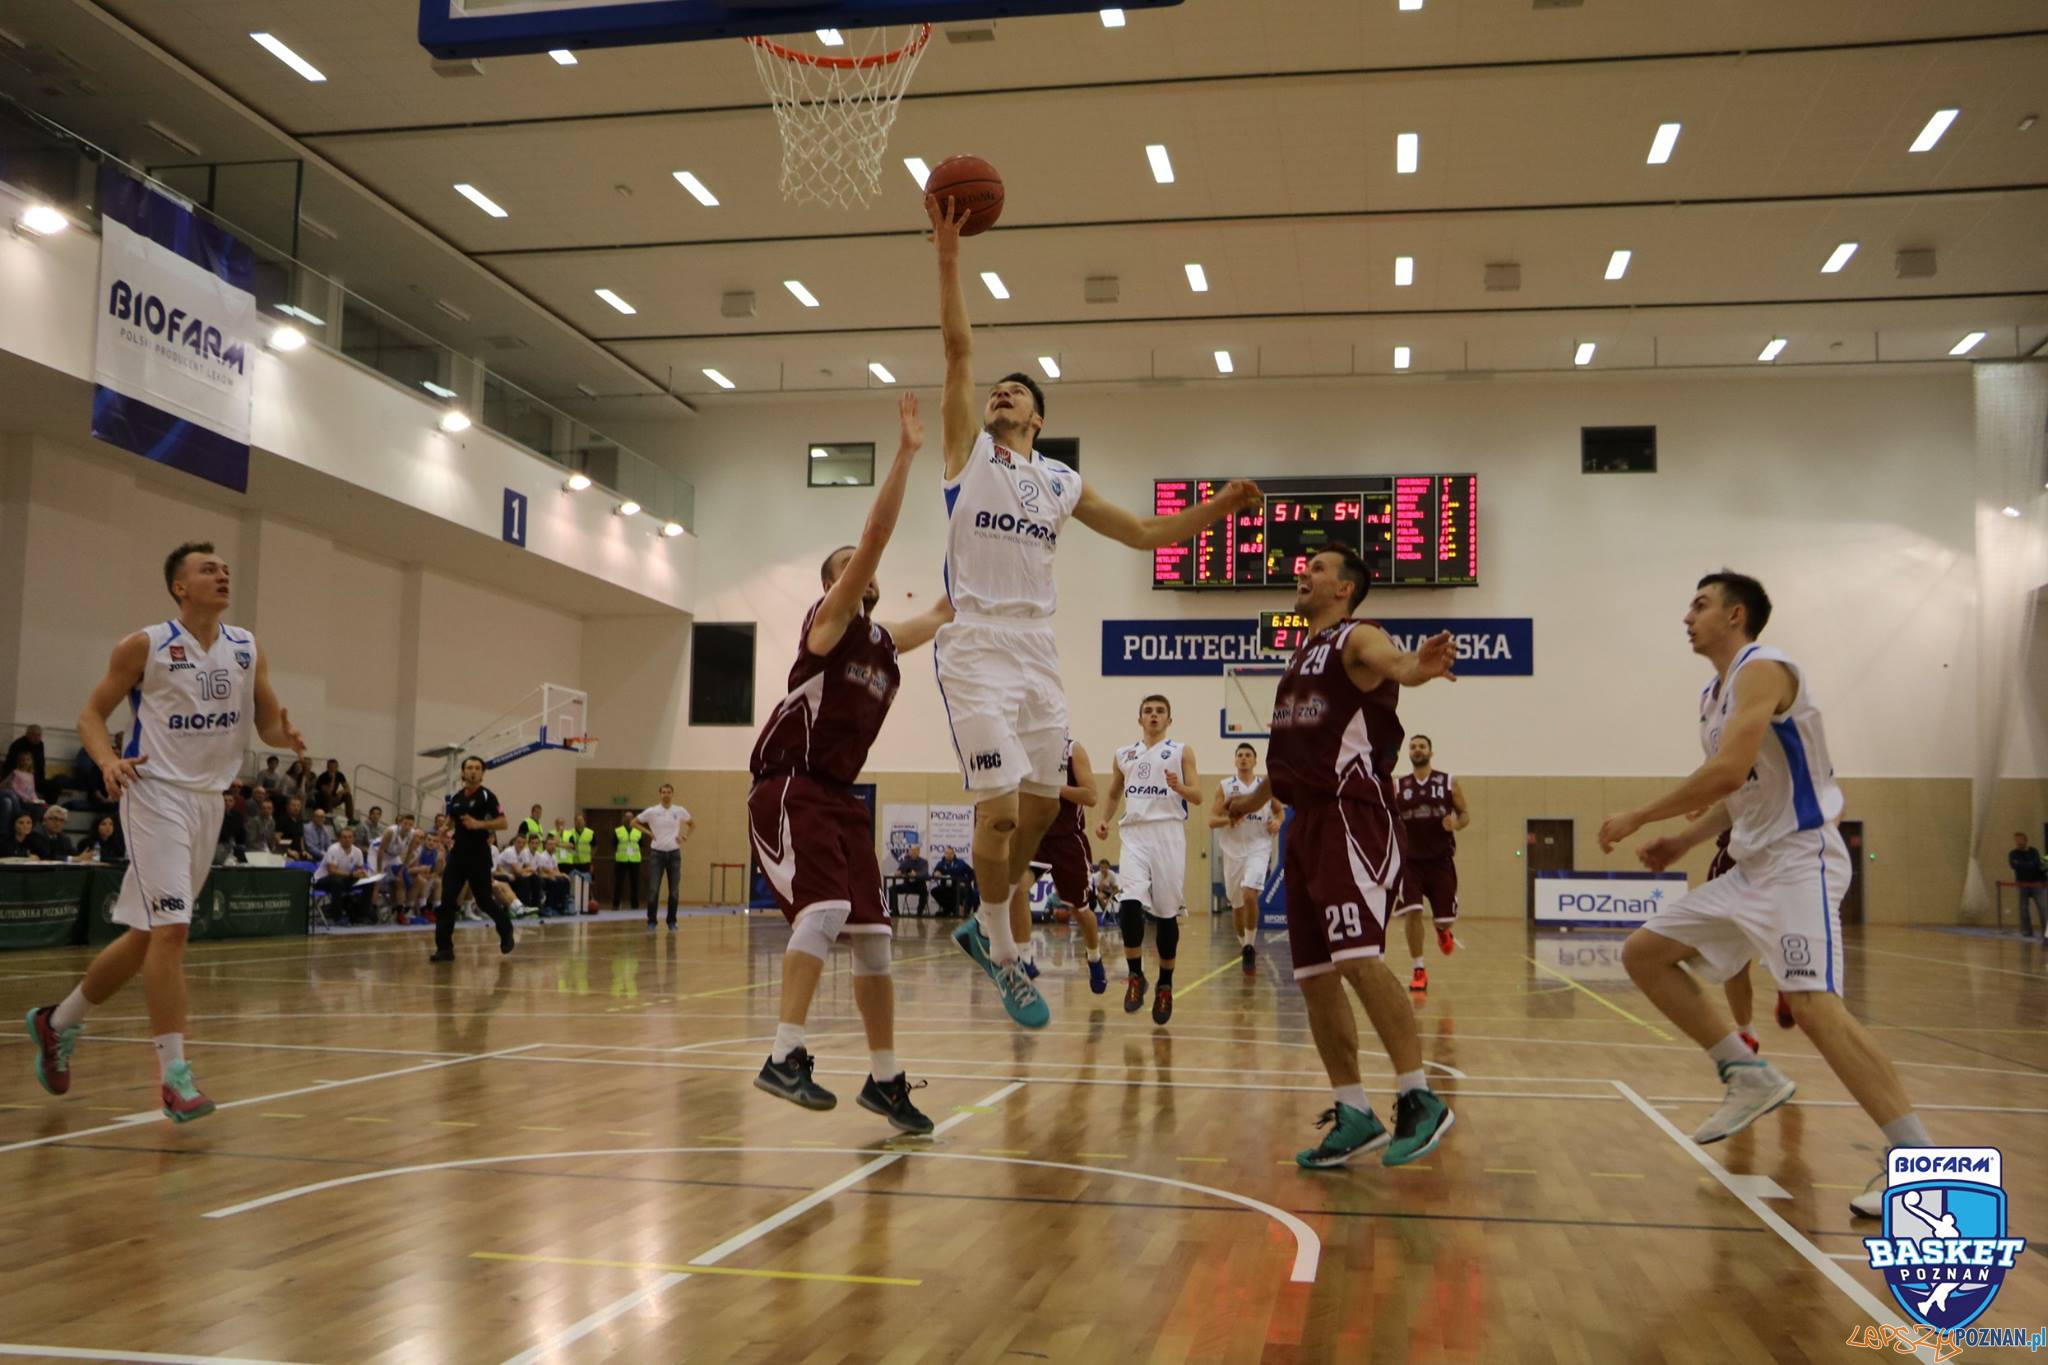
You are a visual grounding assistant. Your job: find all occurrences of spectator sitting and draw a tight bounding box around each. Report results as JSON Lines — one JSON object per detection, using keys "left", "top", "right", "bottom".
{"left": 534, "top": 834, "right": 572, "bottom": 916}
{"left": 245, "top": 796, "right": 278, "bottom": 857}
{"left": 5, "top": 725, "right": 54, "bottom": 802}
{"left": 5, "top": 752, "right": 41, "bottom": 817}
{"left": 407, "top": 824, "right": 444, "bottom": 923}
{"left": 255, "top": 754, "right": 288, "bottom": 801}
{"left": 1092, "top": 858, "right": 1120, "bottom": 910}
{"left": 216, "top": 791, "right": 246, "bottom": 864}
{"left": 315, "top": 826, "right": 377, "bottom": 925}
{"left": 355, "top": 804, "right": 384, "bottom": 851}
{"left": 26, "top": 806, "right": 73, "bottom": 861}
{"left": 313, "top": 758, "right": 354, "bottom": 821}
{"left": 283, "top": 757, "right": 314, "bottom": 806}
{"left": 490, "top": 833, "right": 533, "bottom": 916}
{"left": 303, "top": 803, "right": 335, "bottom": 863}
{"left": 933, "top": 846, "right": 978, "bottom": 916}
{"left": 378, "top": 813, "right": 421, "bottom": 916}
{"left": 276, "top": 795, "right": 309, "bottom": 860}
{"left": 1, "top": 811, "right": 38, "bottom": 858}
{"left": 67, "top": 739, "right": 114, "bottom": 813}
{"left": 895, "top": 841, "right": 930, "bottom": 914}
{"left": 76, "top": 815, "right": 125, "bottom": 863}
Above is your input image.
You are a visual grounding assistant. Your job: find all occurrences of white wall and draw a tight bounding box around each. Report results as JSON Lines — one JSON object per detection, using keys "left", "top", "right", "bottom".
{"left": 656, "top": 367, "right": 2000, "bottom": 780}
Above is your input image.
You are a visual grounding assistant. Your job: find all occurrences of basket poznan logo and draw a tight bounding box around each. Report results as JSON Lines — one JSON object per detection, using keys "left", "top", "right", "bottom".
{"left": 1862, "top": 1146, "right": 2027, "bottom": 1331}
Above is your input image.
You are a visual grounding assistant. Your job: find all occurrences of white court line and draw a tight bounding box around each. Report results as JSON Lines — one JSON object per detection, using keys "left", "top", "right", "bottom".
{"left": 0, "top": 1346, "right": 312, "bottom": 1364}
{"left": 0, "top": 1044, "right": 540, "bottom": 1157}
{"left": 66, "top": 1036, "right": 464, "bottom": 1061}
{"left": 1850, "top": 942, "right": 2048, "bottom": 981}
{"left": 1610, "top": 1081, "right": 1934, "bottom": 1365}
{"left": 1643, "top": 1093, "right": 2048, "bottom": 1117}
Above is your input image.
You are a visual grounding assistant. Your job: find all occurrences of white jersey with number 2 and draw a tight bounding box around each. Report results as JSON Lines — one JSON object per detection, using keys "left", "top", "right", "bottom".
{"left": 126, "top": 619, "right": 258, "bottom": 793}
{"left": 942, "top": 430, "right": 1083, "bottom": 620}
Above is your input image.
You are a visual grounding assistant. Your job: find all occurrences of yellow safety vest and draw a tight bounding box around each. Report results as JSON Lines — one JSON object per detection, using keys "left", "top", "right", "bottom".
{"left": 521, "top": 817, "right": 545, "bottom": 841}
{"left": 566, "top": 826, "right": 594, "bottom": 866}
{"left": 614, "top": 825, "right": 642, "bottom": 863}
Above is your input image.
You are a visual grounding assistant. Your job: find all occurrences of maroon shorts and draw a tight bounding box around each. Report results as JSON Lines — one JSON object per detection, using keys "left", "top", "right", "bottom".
{"left": 746, "top": 774, "right": 889, "bottom": 934}
{"left": 1033, "top": 830, "right": 1093, "bottom": 910}
{"left": 1397, "top": 858, "right": 1458, "bottom": 923}
{"left": 1284, "top": 798, "right": 1398, "bottom": 981}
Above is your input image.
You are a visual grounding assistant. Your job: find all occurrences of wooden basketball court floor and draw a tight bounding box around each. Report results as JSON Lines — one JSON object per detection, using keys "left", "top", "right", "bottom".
{"left": 0, "top": 913, "right": 2042, "bottom": 1363}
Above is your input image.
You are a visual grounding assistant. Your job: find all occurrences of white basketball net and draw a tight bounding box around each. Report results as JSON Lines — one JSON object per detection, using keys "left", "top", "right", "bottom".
{"left": 747, "top": 25, "right": 932, "bottom": 210}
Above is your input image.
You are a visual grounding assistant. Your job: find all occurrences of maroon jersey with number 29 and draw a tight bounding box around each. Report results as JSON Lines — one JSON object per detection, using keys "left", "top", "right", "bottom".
{"left": 750, "top": 600, "right": 901, "bottom": 786}
{"left": 1268, "top": 619, "right": 1409, "bottom": 980}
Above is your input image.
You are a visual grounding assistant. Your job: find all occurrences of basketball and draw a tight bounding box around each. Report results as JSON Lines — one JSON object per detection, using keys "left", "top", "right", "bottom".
{"left": 926, "top": 154, "right": 1004, "bottom": 235}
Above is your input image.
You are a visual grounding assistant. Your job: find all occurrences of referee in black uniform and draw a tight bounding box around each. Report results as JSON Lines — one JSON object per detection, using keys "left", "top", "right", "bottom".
{"left": 432, "top": 755, "right": 516, "bottom": 961}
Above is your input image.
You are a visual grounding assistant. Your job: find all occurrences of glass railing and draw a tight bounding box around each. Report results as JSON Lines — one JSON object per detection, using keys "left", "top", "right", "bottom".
{"left": 0, "top": 94, "right": 694, "bottom": 532}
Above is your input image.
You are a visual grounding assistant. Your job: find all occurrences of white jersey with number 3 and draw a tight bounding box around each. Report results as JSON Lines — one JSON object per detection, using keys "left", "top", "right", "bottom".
{"left": 1699, "top": 642, "right": 1843, "bottom": 865}
{"left": 942, "top": 430, "right": 1083, "bottom": 620}
{"left": 1116, "top": 738, "right": 1188, "bottom": 826}
{"left": 126, "top": 620, "right": 258, "bottom": 793}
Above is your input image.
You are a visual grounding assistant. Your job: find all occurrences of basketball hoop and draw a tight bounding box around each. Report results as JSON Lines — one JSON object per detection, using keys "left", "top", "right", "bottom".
{"left": 747, "top": 25, "right": 932, "bottom": 210}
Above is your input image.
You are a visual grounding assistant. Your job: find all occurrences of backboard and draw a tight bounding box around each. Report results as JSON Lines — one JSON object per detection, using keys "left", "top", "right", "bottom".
{"left": 420, "top": 1, "right": 1185, "bottom": 59}
{"left": 1221, "top": 663, "right": 1282, "bottom": 741}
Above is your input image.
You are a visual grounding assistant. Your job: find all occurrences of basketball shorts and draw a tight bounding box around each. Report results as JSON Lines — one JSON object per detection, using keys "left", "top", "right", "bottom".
{"left": 1646, "top": 826, "right": 1848, "bottom": 993}
{"left": 111, "top": 779, "right": 223, "bottom": 931}
{"left": 747, "top": 774, "right": 890, "bottom": 936}
{"left": 1395, "top": 858, "right": 1458, "bottom": 923}
{"left": 1284, "top": 798, "right": 1399, "bottom": 980}
{"left": 1116, "top": 819, "right": 1186, "bottom": 920}
{"left": 1220, "top": 840, "right": 1272, "bottom": 896}
{"left": 932, "top": 615, "right": 1069, "bottom": 799}
{"left": 1034, "top": 829, "right": 1093, "bottom": 910}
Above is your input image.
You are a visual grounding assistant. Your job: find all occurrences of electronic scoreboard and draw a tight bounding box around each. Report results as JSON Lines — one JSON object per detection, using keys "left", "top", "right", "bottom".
{"left": 1151, "top": 474, "right": 1477, "bottom": 590}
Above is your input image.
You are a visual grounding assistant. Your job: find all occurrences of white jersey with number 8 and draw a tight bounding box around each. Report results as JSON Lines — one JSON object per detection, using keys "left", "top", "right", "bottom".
{"left": 126, "top": 619, "right": 259, "bottom": 793}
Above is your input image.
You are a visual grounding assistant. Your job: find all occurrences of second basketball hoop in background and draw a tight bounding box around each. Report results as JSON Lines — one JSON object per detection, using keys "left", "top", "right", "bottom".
{"left": 925, "top": 154, "right": 1004, "bottom": 234}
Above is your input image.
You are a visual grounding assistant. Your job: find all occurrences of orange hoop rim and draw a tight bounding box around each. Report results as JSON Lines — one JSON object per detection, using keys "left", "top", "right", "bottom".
{"left": 747, "top": 23, "right": 932, "bottom": 70}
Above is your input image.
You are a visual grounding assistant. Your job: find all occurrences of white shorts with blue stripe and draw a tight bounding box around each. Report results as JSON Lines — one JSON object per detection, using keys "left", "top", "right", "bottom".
{"left": 1645, "top": 825, "right": 1849, "bottom": 994}
{"left": 110, "top": 778, "right": 222, "bottom": 931}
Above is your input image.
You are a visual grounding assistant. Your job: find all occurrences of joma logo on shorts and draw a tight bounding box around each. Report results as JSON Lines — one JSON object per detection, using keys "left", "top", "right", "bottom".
{"left": 972, "top": 510, "right": 1057, "bottom": 544}
{"left": 970, "top": 751, "right": 1004, "bottom": 772}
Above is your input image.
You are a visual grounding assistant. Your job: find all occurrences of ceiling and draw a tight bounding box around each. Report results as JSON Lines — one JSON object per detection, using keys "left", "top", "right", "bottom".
{"left": 2, "top": 0, "right": 2045, "bottom": 436}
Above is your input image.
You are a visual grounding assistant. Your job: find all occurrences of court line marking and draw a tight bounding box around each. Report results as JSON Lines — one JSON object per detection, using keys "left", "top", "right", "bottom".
{"left": 471, "top": 1251, "right": 919, "bottom": 1288}
{"left": 0, "top": 1044, "right": 542, "bottom": 1158}
{"left": 0, "top": 1347, "right": 312, "bottom": 1364}
{"left": 1610, "top": 1080, "right": 1934, "bottom": 1365}
{"left": 69, "top": 1036, "right": 465, "bottom": 1060}
{"left": 492, "top": 1083, "right": 1024, "bottom": 1365}
{"left": 1522, "top": 955, "right": 1674, "bottom": 1040}
{"left": 1167, "top": 954, "right": 1251, "bottom": 1000}
{"left": 1849, "top": 942, "right": 2048, "bottom": 981}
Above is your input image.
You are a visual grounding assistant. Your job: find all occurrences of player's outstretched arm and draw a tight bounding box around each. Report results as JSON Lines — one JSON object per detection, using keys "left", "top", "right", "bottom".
{"left": 1064, "top": 741, "right": 1101, "bottom": 809}
{"left": 252, "top": 644, "right": 307, "bottom": 757}
{"left": 1599, "top": 664, "right": 1790, "bottom": 851}
{"left": 1224, "top": 776, "right": 1273, "bottom": 818}
{"left": 78, "top": 631, "right": 149, "bottom": 800}
{"left": 928, "top": 196, "right": 978, "bottom": 480}
{"left": 883, "top": 596, "right": 955, "bottom": 654}
{"left": 1346, "top": 625, "right": 1457, "bottom": 690}
{"left": 810, "top": 393, "right": 925, "bottom": 657}
{"left": 1071, "top": 478, "right": 1263, "bottom": 551}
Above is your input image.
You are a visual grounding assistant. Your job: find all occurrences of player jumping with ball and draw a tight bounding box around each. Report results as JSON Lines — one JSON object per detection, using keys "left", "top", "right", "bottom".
{"left": 926, "top": 193, "right": 1258, "bottom": 1030}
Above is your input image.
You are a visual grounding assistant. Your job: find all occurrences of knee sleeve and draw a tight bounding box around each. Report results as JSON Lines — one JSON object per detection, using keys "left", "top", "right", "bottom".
{"left": 1118, "top": 901, "right": 1146, "bottom": 948}
{"left": 788, "top": 902, "right": 853, "bottom": 961}
{"left": 1154, "top": 915, "right": 1180, "bottom": 960}
{"left": 850, "top": 934, "right": 893, "bottom": 977}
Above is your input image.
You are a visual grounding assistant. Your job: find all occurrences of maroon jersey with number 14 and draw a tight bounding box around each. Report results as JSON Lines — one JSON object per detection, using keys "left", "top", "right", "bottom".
{"left": 1396, "top": 770, "right": 1458, "bottom": 862}
{"left": 749, "top": 600, "right": 900, "bottom": 786}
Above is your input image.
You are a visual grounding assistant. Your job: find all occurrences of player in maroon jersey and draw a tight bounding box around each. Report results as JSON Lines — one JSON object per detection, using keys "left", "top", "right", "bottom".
{"left": 1227, "top": 546, "right": 1458, "bottom": 1170}
{"left": 748, "top": 394, "right": 953, "bottom": 1134}
{"left": 1005, "top": 737, "right": 1109, "bottom": 994}
{"left": 1394, "top": 735, "right": 1468, "bottom": 992}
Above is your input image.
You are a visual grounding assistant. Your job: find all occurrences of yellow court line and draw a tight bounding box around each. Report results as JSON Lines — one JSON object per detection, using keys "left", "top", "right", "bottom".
{"left": 1522, "top": 955, "right": 1675, "bottom": 1041}
{"left": 606, "top": 1130, "right": 653, "bottom": 1138}
{"left": 517, "top": 1125, "right": 565, "bottom": 1133}
{"left": 344, "top": 1116, "right": 392, "bottom": 1124}
{"left": 1591, "top": 1171, "right": 1645, "bottom": 1180}
{"left": 432, "top": 1120, "right": 478, "bottom": 1128}
{"left": 1485, "top": 1168, "right": 1539, "bottom": 1176}
{"left": 978, "top": 1148, "right": 1030, "bottom": 1156}
{"left": 1075, "top": 1152, "right": 1128, "bottom": 1159}
{"left": 1169, "top": 954, "right": 1251, "bottom": 1001}
{"left": 951, "top": 1105, "right": 994, "bottom": 1115}
{"left": 698, "top": 1134, "right": 743, "bottom": 1143}
{"left": 1176, "top": 1156, "right": 1225, "bottom": 1164}
{"left": 471, "top": 1250, "right": 919, "bottom": 1287}
{"left": 260, "top": 1112, "right": 306, "bottom": 1120}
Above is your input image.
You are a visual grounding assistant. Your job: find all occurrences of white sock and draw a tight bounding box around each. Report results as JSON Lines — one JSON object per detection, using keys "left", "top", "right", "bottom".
{"left": 1241, "top": 930, "right": 1254, "bottom": 946}
{"left": 1086, "top": 947, "right": 1101, "bottom": 963}
{"left": 51, "top": 985, "right": 91, "bottom": 1032}
{"left": 1395, "top": 1068, "right": 1429, "bottom": 1095}
{"left": 1708, "top": 1032, "right": 1755, "bottom": 1067}
{"left": 1882, "top": 1113, "right": 1932, "bottom": 1148}
{"left": 979, "top": 904, "right": 1017, "bottom": 964}
{"left": 870, "top": 1050, "right": 899, "bottom": 1083}
{"left": 1334, "top": 1083, "right": 1371, "bottom": 1113}
{"left": 153, "top": 1033, "right": 185, "bottom": 1076}
{"left": 1412, "top": 956, "right": 1426, "bottom": 970}
{"left": 771, "top": 1022, "right": 804, "bottom": 1064}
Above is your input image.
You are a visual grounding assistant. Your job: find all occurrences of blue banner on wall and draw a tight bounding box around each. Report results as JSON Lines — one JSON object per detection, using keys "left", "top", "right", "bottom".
{"left": 91, "top": 165, "right": 257, "bottom": 493}
{"left": 1102, "top": 618, "right": 1534, "bottom": 676}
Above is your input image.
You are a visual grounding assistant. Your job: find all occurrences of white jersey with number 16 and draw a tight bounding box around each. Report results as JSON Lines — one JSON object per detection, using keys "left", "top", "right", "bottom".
{"left": 126, "top": 619, "right": 259, "bottom": 793}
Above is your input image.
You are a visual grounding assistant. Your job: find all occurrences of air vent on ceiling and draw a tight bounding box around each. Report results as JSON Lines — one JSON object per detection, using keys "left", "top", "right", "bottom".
{"left": 1084, "top": 275, "right": 1120, "bottom": 304}
{"left": 943, "top": 21, "right": 997, "bottom": 42}
{"left": 1895, "top": 248, "right": 1937, "bottom": 279}
{"left": 431, "top": 58, "right": 485, "bottom": 78}
{"left": 1483, "top": 263, "right": 1522, "bottom": 292}
{"left": 721, "top": 290, "right": 757, "bottom": 318}
{"left": 434, "top": 298, "right": 471, "bottom": 322}
{"left": 483, "top": 334, "right": 530, "bottom": 351}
